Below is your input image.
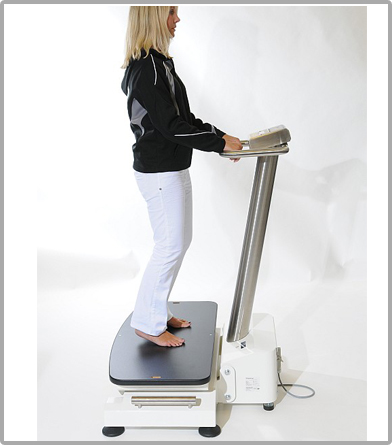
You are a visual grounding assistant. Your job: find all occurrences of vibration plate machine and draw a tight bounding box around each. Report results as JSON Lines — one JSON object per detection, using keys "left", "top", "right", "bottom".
{"left": 103, "top": 125, "right": 291, "bottom": 438}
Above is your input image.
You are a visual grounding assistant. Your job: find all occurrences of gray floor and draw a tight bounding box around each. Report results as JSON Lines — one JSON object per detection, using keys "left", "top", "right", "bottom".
{"left": 37, "top": 251, "right": 366, "bottom": 442}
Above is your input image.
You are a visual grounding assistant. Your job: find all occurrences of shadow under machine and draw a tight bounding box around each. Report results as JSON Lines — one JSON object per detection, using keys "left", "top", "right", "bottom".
{"left": 103, "top": 125, "right": 291, "bottom": 438}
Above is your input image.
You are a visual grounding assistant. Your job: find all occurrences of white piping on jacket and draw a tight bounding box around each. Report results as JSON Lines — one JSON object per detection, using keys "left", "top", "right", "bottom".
{"left": 174, "top": 131, "right": 213, "bottom": 137}
{"left": 150, "top": 54, "right": 157, "bottom": 85}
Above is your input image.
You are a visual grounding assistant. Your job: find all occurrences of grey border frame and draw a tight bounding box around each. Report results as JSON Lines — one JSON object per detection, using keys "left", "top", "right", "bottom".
{"left": 1, "top": 0, "right": 389, "bottom": 444}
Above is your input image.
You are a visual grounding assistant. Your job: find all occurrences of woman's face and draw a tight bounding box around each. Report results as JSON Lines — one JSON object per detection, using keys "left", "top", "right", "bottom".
{"left": 167, "top": 7, "right": 180, "bottom": 37}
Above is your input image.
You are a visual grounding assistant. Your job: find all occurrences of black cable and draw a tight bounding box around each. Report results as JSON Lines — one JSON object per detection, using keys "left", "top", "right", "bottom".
{"left": 277, "top": 372, "right": 315, "bottom": 399}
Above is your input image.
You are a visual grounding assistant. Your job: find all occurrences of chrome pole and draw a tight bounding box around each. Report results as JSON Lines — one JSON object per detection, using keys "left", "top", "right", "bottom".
{"left": 221, "top": 125, "right": 291, "bottom": 342}
{"left": 226, "top": 155, "right": 279, "bottom": 342}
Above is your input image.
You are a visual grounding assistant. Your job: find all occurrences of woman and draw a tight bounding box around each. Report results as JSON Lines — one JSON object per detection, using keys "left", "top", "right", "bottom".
{"left": 121, "top": 6, "right": 242, "bottom": 347}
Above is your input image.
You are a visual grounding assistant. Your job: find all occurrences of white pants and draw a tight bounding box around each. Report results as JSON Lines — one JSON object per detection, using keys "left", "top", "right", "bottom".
{"left": 131, "top": 169, "right": 193, "bottom": 336}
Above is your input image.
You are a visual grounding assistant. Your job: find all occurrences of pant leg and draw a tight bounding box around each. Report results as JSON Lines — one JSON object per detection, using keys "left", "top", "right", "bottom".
{"left": 131, "top": 169, "right": 193, "bottom": 336}
{"left": 166, "top": 169, "right": 192, "bottom": 321}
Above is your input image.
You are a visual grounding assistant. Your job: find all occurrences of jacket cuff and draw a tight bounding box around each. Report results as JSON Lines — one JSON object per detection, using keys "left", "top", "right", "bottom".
{"left": 215, "top": 137, "right": 226, "bottom": 153}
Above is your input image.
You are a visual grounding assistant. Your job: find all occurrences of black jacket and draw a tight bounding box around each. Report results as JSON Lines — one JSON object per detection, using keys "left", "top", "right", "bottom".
{"left": 121, "top": 48, "right": 226, "bottom": 173}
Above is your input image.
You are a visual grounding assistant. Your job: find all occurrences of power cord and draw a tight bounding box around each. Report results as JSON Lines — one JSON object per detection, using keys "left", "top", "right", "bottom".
{"left": 276, "top": 347, "right": 315, "bottom": 399}
{"left": 277, "top": 372, "right": 315, "bottom": 399}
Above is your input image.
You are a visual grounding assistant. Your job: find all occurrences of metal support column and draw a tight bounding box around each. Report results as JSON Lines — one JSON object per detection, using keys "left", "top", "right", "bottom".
{"left": 226, "top": 155, "right": 278, "bottom": 342}
{"left": 220, "top": 125, "right": 290, "bottom": 342}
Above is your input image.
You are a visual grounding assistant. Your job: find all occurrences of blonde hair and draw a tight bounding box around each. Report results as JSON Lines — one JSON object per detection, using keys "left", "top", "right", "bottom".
{"left": 121, "top": 6, "right": 177, "bottom": 68}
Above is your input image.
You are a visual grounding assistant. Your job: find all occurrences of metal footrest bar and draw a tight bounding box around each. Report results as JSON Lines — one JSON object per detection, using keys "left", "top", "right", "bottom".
{"left": 131, "top": 396, "right": 198, "bottom": 408}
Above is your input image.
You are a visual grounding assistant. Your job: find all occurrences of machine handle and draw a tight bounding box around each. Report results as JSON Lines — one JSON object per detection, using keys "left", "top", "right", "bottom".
{"left": 221, "top": 125, "right": 291, "bottom": 159}
{"left": 131, "top": 396, "right": 197, "bottom": 408}
{"left": 220, "top": 143, "right": 289, "bottom": 158}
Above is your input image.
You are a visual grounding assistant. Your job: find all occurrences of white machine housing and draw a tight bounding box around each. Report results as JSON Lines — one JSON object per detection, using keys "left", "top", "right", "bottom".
{"left": 217, "top": 313, "right": 278, "bottom": 405}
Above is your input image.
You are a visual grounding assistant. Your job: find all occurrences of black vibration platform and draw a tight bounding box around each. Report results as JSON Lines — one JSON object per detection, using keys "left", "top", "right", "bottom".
{"left": 109, "top": 301, "right": 218, "bottom": 386}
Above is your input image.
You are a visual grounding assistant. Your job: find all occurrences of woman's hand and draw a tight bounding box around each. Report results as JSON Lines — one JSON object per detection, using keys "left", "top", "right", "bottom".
{"left": 223, "top": 134, "right": 243, "bottom": 162}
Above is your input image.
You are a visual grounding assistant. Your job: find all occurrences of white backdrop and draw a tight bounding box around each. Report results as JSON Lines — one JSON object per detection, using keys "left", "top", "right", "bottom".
{"left": 5, "top": 4, "right": 376, "bottom": 441}
{"left": 29, "top": 4, "right": 366, "bottom": 282}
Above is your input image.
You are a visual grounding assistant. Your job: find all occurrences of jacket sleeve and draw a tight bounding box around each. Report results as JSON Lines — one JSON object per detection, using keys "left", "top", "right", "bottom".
{"left": 190, "top": 113, "right": 226, "bottom": 138}
{"left": 135, "top": 55, "right": 225, "bottom": 153}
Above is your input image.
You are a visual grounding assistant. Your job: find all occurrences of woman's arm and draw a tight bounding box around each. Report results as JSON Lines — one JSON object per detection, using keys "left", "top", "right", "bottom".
{"left": 134, "top": 56, "right": 225, "bottom": 153}
{"left": 189, "top": 112, "right": 226, "bottom": 138}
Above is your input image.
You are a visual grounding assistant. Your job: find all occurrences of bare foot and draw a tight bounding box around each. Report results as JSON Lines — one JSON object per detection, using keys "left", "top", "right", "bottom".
{"left": 135, "top": 329, "right": 185, "bottom": 347}
{"left": 167, "top": 316, "right": 191, "bottom": 328}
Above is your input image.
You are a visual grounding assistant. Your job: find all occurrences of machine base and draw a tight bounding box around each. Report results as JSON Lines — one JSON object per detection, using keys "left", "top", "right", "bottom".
{"left": 103, "top": 305, "right": 278, "bottom": 438}
{"left": 104, "top": 303, "right": 221, "bottom": 437}
{"left": 103, "top": 387, "right": 218, "bottom": 431}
